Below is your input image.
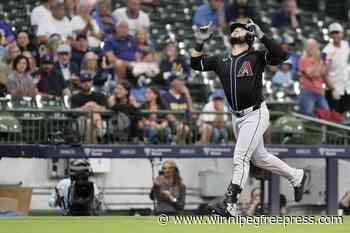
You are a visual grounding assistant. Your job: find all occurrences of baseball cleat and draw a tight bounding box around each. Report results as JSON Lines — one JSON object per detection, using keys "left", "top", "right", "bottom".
{"left": 294, "top": 170, "right": 307, "bottom": 202}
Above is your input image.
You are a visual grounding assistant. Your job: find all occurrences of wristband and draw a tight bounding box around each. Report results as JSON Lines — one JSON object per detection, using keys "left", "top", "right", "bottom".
{"left": 194, "top": 42, "right": 204, "bottom": 52}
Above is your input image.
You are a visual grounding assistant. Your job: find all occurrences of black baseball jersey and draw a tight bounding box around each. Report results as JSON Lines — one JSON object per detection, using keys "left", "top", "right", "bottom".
{"left": 191, "top": 36, "right": 287, "bottom": 111}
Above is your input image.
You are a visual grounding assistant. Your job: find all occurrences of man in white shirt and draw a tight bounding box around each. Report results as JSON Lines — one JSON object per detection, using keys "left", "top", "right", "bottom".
{"left": 112, "top": 0, "right": 151, "bottom": 36}
{"left": 37, "top": 0, "right": 73, "bottom": 43}
{"left": 197, "top": 92, "right": 229, "bottom": 144}
{"left": 31, "top": 0, "right": 53, "bottom": 27}
{"left": 71, "top": 1, "right": 102, "bottom": 48}
{"left": 323, "top": 22, "right": 350, "bottom": 113}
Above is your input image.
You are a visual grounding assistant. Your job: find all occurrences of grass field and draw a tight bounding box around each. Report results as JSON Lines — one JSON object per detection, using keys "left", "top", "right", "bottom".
{"left": 0, "top": 216, "right": 348, "bottom": 233}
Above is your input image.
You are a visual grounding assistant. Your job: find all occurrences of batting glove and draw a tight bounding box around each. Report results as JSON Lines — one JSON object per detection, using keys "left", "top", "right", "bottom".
{"left": 247, "top": 20, "right": 264, "bottom": 39}
{"left": 193, "top": 22, "right": 215, "bottom": 44}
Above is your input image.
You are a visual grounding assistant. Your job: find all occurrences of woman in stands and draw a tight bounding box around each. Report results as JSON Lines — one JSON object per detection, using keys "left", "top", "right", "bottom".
{"left": 150, "top": 160, "right": 186, "bottom": 214}
{"left": 140, "top": 86, "right": 171, "bottom": 144}
{"left": 6, "top": 55, "right": 38, "bottom": 97}
{"left": 298, "top": 38, "right": 329, "bottom": 116}
{"left": 108, "top": 81, "right": 142, "bottom": 142}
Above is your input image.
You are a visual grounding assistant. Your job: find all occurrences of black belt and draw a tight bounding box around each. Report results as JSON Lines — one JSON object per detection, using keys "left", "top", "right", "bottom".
{"left": 233, "top": 103, "right": 261, "bottom": 118}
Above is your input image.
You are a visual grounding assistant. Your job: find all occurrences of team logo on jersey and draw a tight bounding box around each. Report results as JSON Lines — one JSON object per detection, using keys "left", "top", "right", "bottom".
{"left": 237, "top": 61, "right": 253, "bottom": 77}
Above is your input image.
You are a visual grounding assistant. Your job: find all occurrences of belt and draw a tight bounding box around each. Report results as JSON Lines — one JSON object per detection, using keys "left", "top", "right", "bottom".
{"left": 233, "top": 103, "right": 261, "bottom": 118}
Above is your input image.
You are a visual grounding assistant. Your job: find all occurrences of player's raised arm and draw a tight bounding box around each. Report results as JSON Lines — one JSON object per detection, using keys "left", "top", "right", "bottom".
{"left": 247, "top": 20, "right": 288, "bottom": 65}
{"left": 190, "top": 23, "right": 217, "bottom": 71}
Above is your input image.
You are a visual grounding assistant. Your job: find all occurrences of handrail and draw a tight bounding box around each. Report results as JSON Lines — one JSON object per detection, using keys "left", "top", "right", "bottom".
{"left": 292, "top": 112, "right": 350, "bottom": 132}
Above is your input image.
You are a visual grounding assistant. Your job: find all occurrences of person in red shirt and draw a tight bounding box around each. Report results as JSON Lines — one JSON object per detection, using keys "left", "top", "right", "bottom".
{"left": 298, "top": 38, "right": 329, "bottom": 116}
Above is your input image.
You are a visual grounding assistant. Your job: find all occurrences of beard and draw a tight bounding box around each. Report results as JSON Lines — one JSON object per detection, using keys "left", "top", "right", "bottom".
{"left": 230, "top": 36, "right": 247, "bottom": 46}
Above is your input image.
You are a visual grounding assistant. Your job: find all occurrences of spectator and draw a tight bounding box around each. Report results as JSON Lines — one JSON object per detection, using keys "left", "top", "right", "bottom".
{"left": 192, "top": 0, "right": 225, "bottom": 29}
{"left": 16, "top": 31, "right": 38, "bottom": 59}
{"left": 46, "top": 33, "right": 64, "bottom": 60}
{"left": 64, "top": 0, "right": 79, "bottom": 20}
{"left": 323, "top": 23, "right": 350, "bottom": 113}
{"left": 71, "top": 73, "right": 107, "bottom": 143}
{"left": 80, "top": 51, "right": 111, "bottom": 94}
{"left": 242, "top": 188, "right": 264, "bottom": 216}
{"left": 134, "top": 28, "right": 154, "bottom": 53}
{"left": 140, "top": 86, "right": 171, "bottom": 144}
{"left": 71, "top": 1, "right": 103, "bottom": 49}
{"left": 157, "top": 42, "right": 190, "bottom": 88}
{"left": 103, "top": 21, "right": 141, "bottom": 80}
{"left": 225, "top": 0, "right": 257, "bottom": 25}
{"left": 37, "top": 0, "right": 73, "bottom": 43}
{"left": 92, "top": 0, "right": 117, "bottom": 36}
{"left": 112, "top": 0, "right": 151, "bottom": 36}
{"left": 197, "top": 92, "right": 228, "bottom": 144}
{"left": 339, "top": 191, "right": 350, "bottom": 215}
{"left": 5, "top": 44, "right": 21, "bottom": 66}
{"left": 150, "top": 160, "right": 186, "bottom": 214}
{"left": 161, "top": 76, "right": 193, "bottom": 144}
{"left": 31, "top": 0, "right": 53, "bottom": 27}
{"left": 298, "top": 38, "right": 329, "bottom": 116}
{"left": 271, "top": 59, "right": 293, "bottom": 88}
{"left": 271, "top": 0, "right": 299, "bottom": 30}
{"left": 71, "top": 34, "right": 89, "bottom": 69}
{"left": 6, "top": 55, "right": 38, "bottom": 97}
{"left": 280, "top": 35, "right": 299, "bottom": 75}
{"left": 36, "top": 55, "right": 70, "bottom": 97}
{"left": 22, "top": 51, "right": 38, "bottom": 74}
{"left": 54, "top": 44, "right": 80, "bottom": 91}
{"left": 108, "top": 81, "right": 142, "bottom": 142}
{"left": 0, "top": 20, "right": 15, "bottom": 44}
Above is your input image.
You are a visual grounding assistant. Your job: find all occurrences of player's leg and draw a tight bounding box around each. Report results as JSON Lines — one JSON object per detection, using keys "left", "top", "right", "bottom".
{"left": 251, "top": 141, "right": 307, "bottom": 201}
{"left": 212, "top": 105, "right": 269, "bottom": 216}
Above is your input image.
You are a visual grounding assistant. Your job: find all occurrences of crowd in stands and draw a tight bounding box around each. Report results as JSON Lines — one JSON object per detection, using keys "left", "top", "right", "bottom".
{"left": 0, "top": 0, "right": 349, "bottom": 144}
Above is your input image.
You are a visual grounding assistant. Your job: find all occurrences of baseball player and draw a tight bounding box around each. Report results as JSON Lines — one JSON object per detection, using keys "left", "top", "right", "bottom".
{"left": 190, "top": 19, "right": 307, "bottom": 217}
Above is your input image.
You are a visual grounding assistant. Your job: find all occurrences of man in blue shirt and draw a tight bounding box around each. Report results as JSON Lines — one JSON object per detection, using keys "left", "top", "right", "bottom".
{"left": 192, "top": 0, "right": 225, "bottom": 28}
{"left": 103, "top": 21, "right": 141, "bottom": 80}
{"left": 92, "top": 0, "right": 117, "bottom": 36}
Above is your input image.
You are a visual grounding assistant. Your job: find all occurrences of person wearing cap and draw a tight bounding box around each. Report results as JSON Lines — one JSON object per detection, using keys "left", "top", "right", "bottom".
{"left": 36, "top": 55, "right": 71, "bottom": 98}
{"left": 112, "top": 0, "right": 151, "bottom": 36}
{"left": 192, "top": 0, "right": 225, "bottom": 29}
{"left": 54, "top": 43, "right": 80, "bottom": 91}
{"left": 161, "top": 75, "right": 193, "bottom": 144}
{"left": 157, "top": 41, "right": 190, "bottom": 89}
{"left": 298, "top": 38, "right": 329, "bottom": 116}
{"left": 280, "top": 35, "right": 299, "bottom": 75}
{"left": 197, "top": 91, "right": 229, "bottom": 144}
{"left": 71, "top": 73, "right": 108, "bottom": 143}
{"left": 37, "top": 0, "right": 73, "bottom": 43}
{"left": 271, "top": 58, "right": 293, "bottom": 88}
{"left": 323, "top": 22, "right": 350, "bottom": 113}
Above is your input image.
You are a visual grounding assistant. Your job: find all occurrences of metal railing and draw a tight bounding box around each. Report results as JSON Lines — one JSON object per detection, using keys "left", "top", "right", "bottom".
{"left": 0, "top": 98, "right": 349, "bottom": 145}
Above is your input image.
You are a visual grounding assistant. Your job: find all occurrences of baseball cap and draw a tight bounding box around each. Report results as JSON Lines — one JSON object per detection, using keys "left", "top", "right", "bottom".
{"left": 41, "top": 55, "right": 54, "bottom": 64}
{"left": 57, "top": 44, "right": 71, "bottom": 54}
{"left": 329, "top": 23, "right": 343, "bottom": 33}
{"left": 80, "top": 73, "right": 94, "bottom": 82}
{"left": 211, "top": 91, "right": 225, "bottom": 100}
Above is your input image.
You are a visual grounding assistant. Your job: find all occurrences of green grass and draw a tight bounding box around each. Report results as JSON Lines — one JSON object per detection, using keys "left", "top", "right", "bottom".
{"left": 0, "top": 216, "right": 348, "bottom": 233}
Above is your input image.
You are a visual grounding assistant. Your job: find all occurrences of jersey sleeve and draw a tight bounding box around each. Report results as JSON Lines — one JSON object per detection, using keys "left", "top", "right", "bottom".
{"left": 190, "top": 55, "right": 218, "bottom": 72}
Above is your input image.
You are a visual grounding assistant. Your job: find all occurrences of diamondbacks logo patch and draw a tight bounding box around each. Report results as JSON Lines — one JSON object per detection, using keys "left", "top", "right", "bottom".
{"left": 237, "top": 61, "right": 253, "bottom": 77}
